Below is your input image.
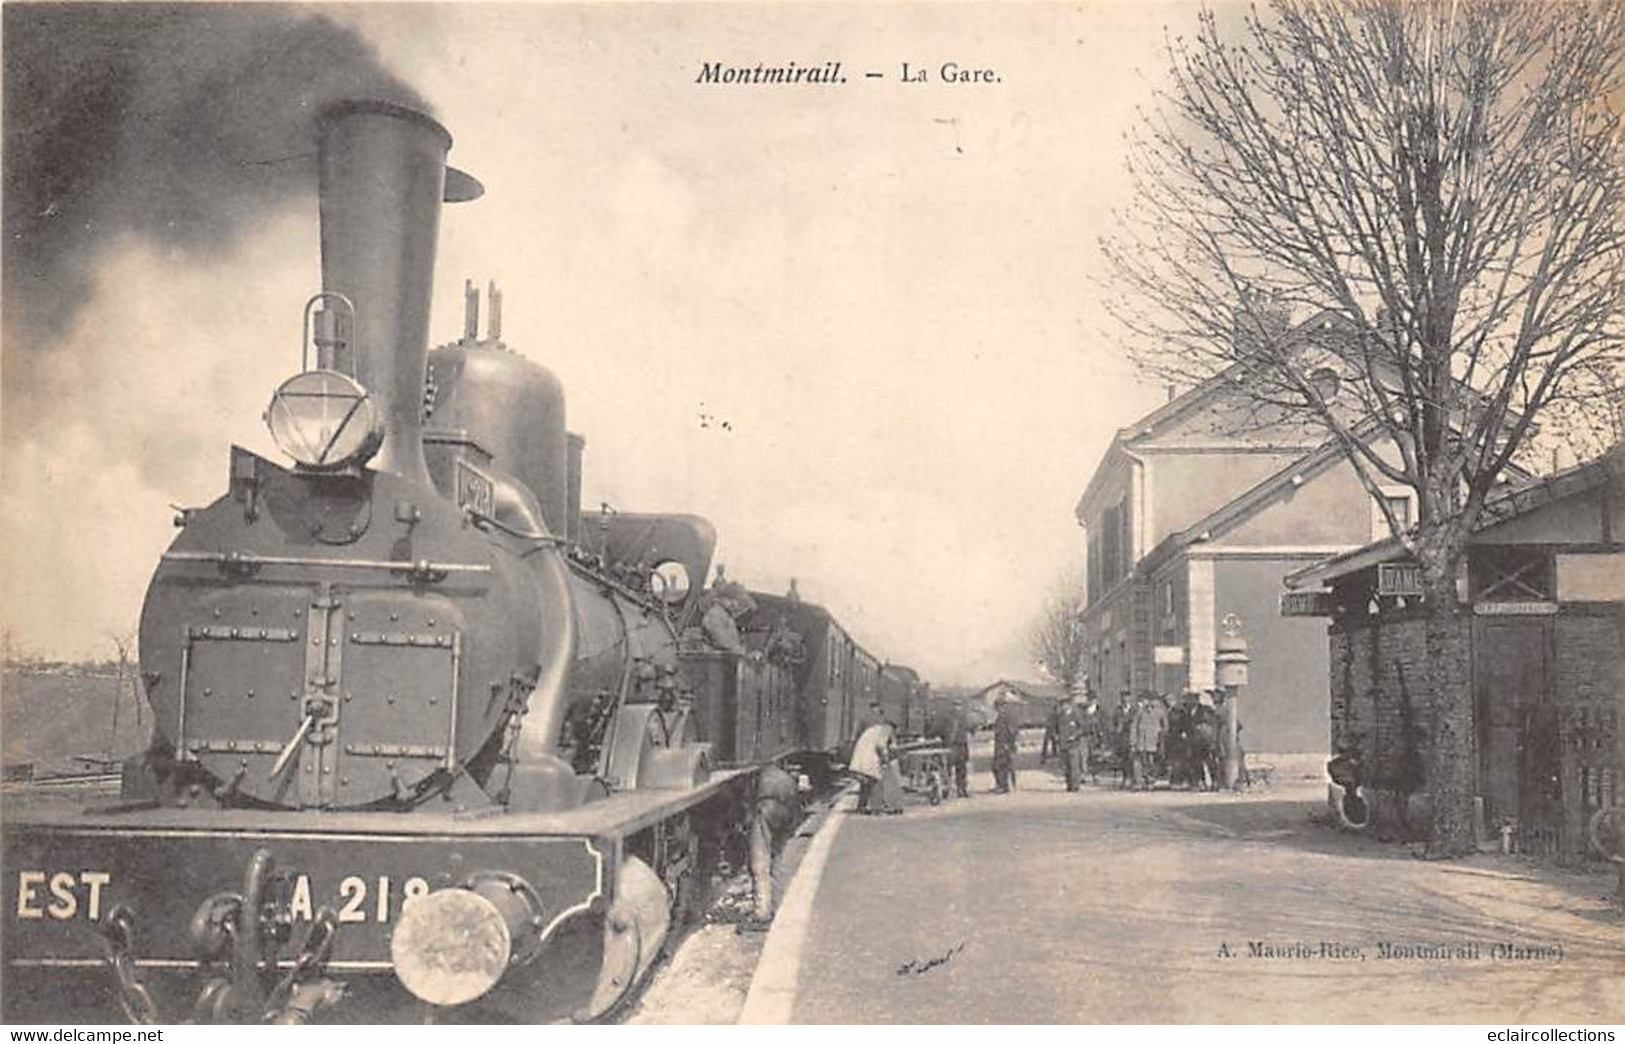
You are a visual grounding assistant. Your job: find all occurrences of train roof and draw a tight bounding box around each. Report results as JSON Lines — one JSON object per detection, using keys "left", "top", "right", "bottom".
{"left": 745, "top": 588, "right": 907, "bottom": 679}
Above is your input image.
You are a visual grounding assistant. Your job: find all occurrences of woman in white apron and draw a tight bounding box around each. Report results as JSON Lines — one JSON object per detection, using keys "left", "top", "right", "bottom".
{"left": 849, "top": 720, "right": 898, "bottom": 813}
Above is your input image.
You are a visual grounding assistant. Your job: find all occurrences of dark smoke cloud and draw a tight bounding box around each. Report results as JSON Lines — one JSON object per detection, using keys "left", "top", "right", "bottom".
{"left": 2, "top": 3, "right": 424, "bottom": 435}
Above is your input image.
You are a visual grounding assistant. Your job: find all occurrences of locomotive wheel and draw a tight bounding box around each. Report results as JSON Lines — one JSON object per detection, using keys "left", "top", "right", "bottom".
{"left": 574, "top": 857, "right": 670, "bottom": 1023}
{"left": 672, "top": 830, "right": 717, "bottom": 936}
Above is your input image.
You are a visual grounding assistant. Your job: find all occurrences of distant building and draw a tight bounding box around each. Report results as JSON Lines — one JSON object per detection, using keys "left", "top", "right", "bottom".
{"left": 1283, "top": 448, "right": 1623, "bottom": 858}
{"left": 926, "top": 686, "right": 997, "bottom": 729}
{"left": 966, "top": 679, "right": 1066, "bottom": 729}
{"left": 1071, "top": 314, "right": 1518, "bottom": 754}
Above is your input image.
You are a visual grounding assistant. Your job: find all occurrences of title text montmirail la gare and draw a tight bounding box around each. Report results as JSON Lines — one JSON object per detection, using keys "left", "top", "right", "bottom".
{"left": 696, "top": 61, "right": 844, "bottom": 85}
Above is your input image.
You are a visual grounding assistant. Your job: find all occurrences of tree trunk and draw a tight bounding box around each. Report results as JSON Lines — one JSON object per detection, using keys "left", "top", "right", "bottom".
{"left": 1421, "top": 562, "right": 1477, "bottom": 857}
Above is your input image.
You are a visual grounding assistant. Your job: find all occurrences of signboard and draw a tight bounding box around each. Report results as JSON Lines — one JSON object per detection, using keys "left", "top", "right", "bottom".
{"left": 1280, "top": 590, "right": 1334, "bottom": 617}
{"left": 1377, "top": 562, "right": 1424, "bottom": 597}
{"left": 3, "top": 826, "right": 603, "bottom": 969}
{"left": 1473, "top": 601, "right": 1558, "bottom": 616}
{"left": 455, "top": 458, "right": 496, "bottom": 519}
{"left": 1153, "top": 645, "right": 1186, "bottom": 665}
{"left": 1555, "top": 553, "right": 1625, "bottom": 602}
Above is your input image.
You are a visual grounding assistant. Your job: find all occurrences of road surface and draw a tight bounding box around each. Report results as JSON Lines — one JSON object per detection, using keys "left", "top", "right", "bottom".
{"left": 751, "top": 751, "right": 1623, "bottom": 1023}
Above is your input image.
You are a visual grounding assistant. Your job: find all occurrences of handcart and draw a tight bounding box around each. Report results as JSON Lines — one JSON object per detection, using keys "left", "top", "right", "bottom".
{"left": 896, "top": 743, "right": 953, "bottom": 805}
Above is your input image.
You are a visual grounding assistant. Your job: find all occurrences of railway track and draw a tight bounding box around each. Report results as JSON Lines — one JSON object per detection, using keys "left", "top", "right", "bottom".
{"left": 1, "top": 771, "right": 121, "bottom": 793}
{"left": 611, "top": 773, "right": 855, "bottom": 1023}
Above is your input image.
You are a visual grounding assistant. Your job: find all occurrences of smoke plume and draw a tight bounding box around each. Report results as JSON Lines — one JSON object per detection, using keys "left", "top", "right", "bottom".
{"left": 2, "top": 5, "right": 427, "bottom": 657}
{"left": 2, "top": 3, "right": 425, "bottom": 433}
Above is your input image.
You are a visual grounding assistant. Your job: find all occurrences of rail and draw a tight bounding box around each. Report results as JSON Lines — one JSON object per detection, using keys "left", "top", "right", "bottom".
{"left": 0, "top": 771, "right": 122, "bottom": 792}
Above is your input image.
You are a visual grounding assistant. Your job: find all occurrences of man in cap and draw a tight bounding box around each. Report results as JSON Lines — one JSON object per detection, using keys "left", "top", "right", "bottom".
{"left": 1190, "top": 690, "right": 1222, "bottom": 791}
{"left": 1080, "top": 682, "right": 1102, "bottom": 782}
{"left": 1111, "top": 688, "right": 1135, "bottom": 786}
{"left": 645, "top": 667, "right": 685, "bottom": 748}
{"left": 1055, "top": 685, "right": 1092, "bottom": 792}
{"left": 1165, "top": 692, "right": 1196, "bottom": 788}
{"left": 1130, "top": 692, "right": 1167, "bottom": 790}
{"left": 991, "top": 689, "right": 1021, "bottom": 793}
{"left": 930, "top": 700, "right": 973, "bottom": 799}
{"left": 745, "top": 764, "right": 801, "bottom": 927}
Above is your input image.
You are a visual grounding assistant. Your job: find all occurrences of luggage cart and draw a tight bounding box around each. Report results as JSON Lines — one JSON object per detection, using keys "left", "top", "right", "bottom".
{"left": 898, "top": 744, "right": 952, "bottom": 805}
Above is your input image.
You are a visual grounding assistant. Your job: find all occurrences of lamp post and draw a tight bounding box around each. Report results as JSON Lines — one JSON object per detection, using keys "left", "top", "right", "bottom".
{"left": 1215, "top": 614, "right": 1251, "bottom": 789}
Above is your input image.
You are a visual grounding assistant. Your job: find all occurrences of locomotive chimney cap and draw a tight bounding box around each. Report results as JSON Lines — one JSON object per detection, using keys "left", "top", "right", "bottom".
{"left": 318, "top": 100, "right": 483, "bottom": 203}
{"left": 319, "top": 99, "right": 452, "bottom": 146}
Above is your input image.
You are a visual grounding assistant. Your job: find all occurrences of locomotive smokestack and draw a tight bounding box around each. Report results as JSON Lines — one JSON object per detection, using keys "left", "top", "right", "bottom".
{"left": 317, "top": 101, "right": 467, "bottom": 484}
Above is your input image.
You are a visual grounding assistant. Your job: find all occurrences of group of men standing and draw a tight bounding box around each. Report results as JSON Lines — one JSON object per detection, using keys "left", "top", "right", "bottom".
{"left": 938, "top": 694, "right": 1020, "bottom": 794}
{"left": 887, "top": 681, "right": 1243, "bottom": 802}
{"left": 1036, "top": 684, "right": 1240, "bottom": 791}
{"left": 1000, "top": 685, "right": 1100, "bottom": 793}
{"left": 1114, "top": 689, "right": 1235, "bottom": 790}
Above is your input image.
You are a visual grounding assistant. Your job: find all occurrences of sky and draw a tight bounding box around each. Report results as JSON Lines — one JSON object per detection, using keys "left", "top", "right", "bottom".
{"left": 1, "top": 1, "right": 1204, "bottom": 684}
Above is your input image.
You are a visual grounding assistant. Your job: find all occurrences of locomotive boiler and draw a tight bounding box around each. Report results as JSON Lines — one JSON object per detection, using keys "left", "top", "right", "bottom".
{"left": 6, "top": 100, "right": 716, "bottom": 1025}
{"left": 2, "top": 99, "right": 930, "bottom": 1025}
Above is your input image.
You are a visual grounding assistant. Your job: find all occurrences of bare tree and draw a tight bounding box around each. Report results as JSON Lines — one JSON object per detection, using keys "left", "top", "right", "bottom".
{"left": 1029, "top": 572, "right": 1090, "bottom": 693}
{"left": 105, "top": 629, "right": 139, "bottom": 756}
{"left": 1102, "top": 0, "right": 1625, "bottom": 854}
{"left": 1535, "top": 360, "right": 1625, "bottom": 466}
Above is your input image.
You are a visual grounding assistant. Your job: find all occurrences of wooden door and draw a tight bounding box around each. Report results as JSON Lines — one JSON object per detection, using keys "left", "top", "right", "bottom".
{"left": 1473, "top": 619, "right": 1550, "bottom": 827}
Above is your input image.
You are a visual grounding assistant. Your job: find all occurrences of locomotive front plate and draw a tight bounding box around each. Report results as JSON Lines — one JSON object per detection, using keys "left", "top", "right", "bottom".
{"left": 4, "top": 824, "right": 604, "bottom": 970}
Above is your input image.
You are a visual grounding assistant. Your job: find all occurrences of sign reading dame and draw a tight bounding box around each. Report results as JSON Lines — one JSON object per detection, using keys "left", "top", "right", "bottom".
{"left": 1377, "top": 562, "right": 1424, "bottom": 597}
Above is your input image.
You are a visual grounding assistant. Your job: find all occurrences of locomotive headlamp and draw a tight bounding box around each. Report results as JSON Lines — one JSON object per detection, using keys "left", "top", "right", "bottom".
{"left": 264, "top": 370, "right": 383, "bottom": 471}
{"left": 391, "top": 873, "right": 545, "bottom": 1007}
{"left": 391, "top": 888, "right": 511, "bottom": 1006}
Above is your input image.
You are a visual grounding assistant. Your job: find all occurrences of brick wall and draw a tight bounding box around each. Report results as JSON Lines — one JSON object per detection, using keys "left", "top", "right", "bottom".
{"left": 1330, "top": 608, "right": 1621, "bottom": 852}
{"left": 1328, "top": 612, "right": 1469, "bottom": 838}
{"left": 1553, "top": 613, "right": 1622, "bottom": 855}
{"left": 1555, "top": 615, "right": 1621, "bottom": 704}
{"left": 1331, "top": 615, "right": 1429, "bottom": 789}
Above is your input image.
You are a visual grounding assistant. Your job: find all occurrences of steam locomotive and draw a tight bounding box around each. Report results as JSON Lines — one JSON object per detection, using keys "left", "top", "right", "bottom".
{"left": 1, "top": 101, "right": 928, "bottom": 1024}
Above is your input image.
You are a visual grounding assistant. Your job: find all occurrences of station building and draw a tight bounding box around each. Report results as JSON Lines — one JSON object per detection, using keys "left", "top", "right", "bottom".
{"left": 1074, "top": 318, "right": 1435, "bottom": 755}
{"left": 1282, "top": 448, "right": 1624, "bottom": 858}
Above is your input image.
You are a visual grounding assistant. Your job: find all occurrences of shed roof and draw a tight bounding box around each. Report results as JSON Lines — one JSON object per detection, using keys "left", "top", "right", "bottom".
{"left": 1284, "top": 445, "right": 1624, "bottom": 590}
{"left": 972, "top": 678, "right": 1068, "bottom": 703}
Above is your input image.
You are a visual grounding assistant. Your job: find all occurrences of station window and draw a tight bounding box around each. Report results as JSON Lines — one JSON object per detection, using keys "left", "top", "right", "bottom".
{"left": 1470, "top": 546, "right": 1554, "bottom": 602}
{"left": 1372, "top": 486, "right": 1417, "bottom": 539}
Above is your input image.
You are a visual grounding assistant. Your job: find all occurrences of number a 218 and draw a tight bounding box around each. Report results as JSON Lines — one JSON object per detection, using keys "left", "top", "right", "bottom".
{"left": 288, "top": 874, "right": 430, "bottom": 923}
